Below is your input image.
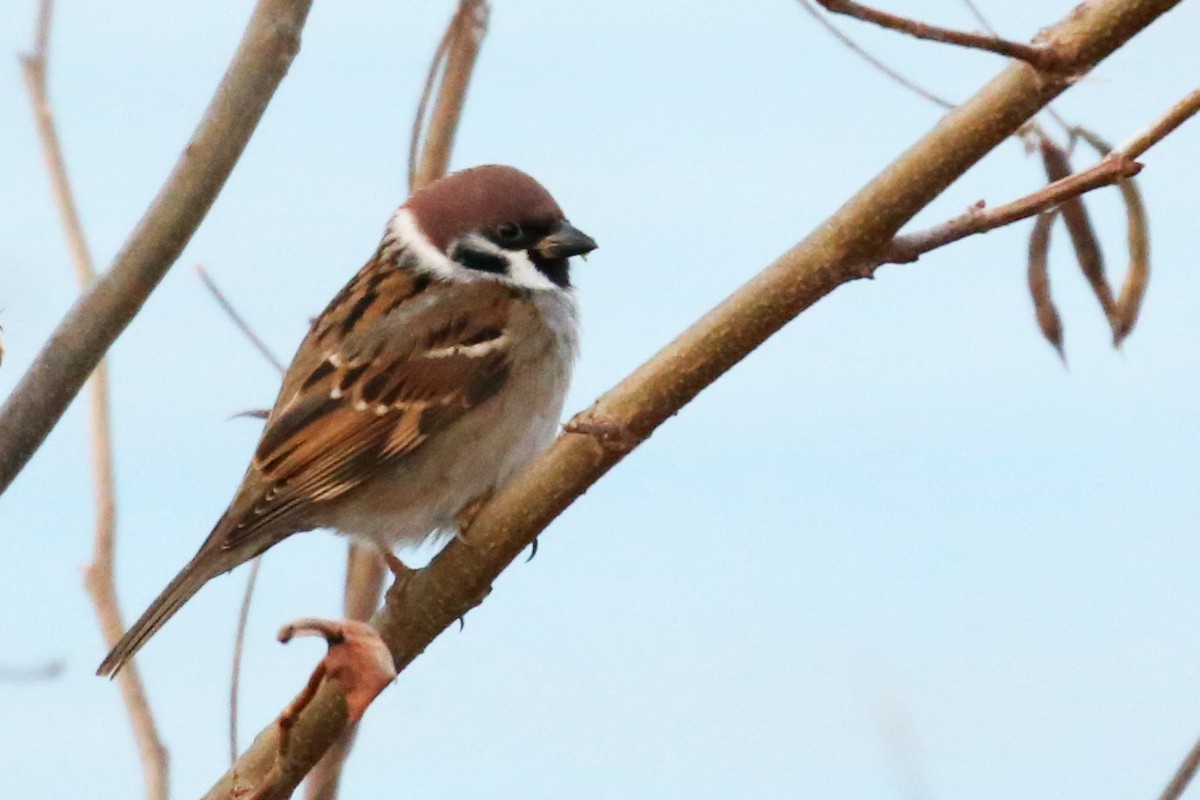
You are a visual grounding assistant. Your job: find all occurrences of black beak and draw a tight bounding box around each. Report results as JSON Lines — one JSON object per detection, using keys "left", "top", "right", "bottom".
{"left": 535, "top": 221, "right": 597, "bottom": 259}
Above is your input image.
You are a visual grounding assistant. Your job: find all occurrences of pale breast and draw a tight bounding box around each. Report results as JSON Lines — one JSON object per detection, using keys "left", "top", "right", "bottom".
{"left": 319, "top": 288, "right": 578, "bottom": 547}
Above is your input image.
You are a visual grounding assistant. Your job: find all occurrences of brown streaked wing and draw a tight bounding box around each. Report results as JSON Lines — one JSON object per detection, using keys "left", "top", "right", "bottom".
{"left": 215, "top": 277, "right": 518, "bottom": 550}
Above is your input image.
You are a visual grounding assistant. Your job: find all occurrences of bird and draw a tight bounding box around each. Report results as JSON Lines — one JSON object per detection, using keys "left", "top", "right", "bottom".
{"left": 98, "top": 165, "right": 597, "bottom": 676}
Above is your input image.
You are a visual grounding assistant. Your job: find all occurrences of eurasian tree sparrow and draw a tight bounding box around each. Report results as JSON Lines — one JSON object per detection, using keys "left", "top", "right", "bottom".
{"left": 98, "top": 165, "right": 596, "bottom": 676}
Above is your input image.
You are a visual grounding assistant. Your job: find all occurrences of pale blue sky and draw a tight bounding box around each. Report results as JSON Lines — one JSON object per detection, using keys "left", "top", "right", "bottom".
{"left": 2, "top": 1, "right": 1199, "bottom": 798}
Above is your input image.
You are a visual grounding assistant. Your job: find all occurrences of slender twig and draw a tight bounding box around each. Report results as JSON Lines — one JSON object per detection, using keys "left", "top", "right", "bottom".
{"left": 884, "top": 156, "right": 1139, "bottom": 265}
{"left": 229, "top": 556, "right": 263, "bottom": 763}
{"left": 196, "top": 265, "right": 285, "bottom": 372}
{"left": 960, "top": 0, "right": 994, "bottom": 34}
{"left": 193, "top": 264, "right": 284, "bottom": 762}
{"left": 815, "top": 0, "right": 1066, "bottom": 71}
{"left": 410, "top": 0, "right": 489, "bottom": 190}
{"left": 307, "top": 5, "right": 490, "bottom": 798}
{"left": 795, "top": 0, "right": 955, "bottom": 111}
{"left": 1119, "top": 85, "right": 1200, "bottom": 161}
{"left": 1158, "top": 731, "right": 1200, "bottom": 800}
{"left": 20, "top": 3, "right": 168, "bottom": 798}
{"left": 406, "top": 25, "right": 453, "bottom": 192}
{"left": 883, "top": 85, "right": 1200, "bottom": 266}
{"left": 0, "top": 0, "right": 314, "bottom": 498}
{"left": 203, "top": 2, "right": 1185, "bottom": 797}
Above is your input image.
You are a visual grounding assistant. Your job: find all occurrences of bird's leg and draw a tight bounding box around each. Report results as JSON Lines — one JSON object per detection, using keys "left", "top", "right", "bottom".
{"left": 453, "top": 490, "right": 494, "bottom": 543}
{"left": 564, "top": 412, "right": 641, "bottom": 453}
{"left": 375, "top": 546, "right": 413, "bottom": 583}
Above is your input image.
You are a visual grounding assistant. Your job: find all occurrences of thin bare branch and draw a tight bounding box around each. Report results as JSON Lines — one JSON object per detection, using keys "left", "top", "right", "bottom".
{"left": 815, "top": 0, "right": 1066, "bottom": 70}
{"left": 192, "top": 264, "right": 285, "bottom": 761}
{"left": 196, "top": 265, "right": 285, "bottom": 373}
{"left": 406, "top": 25, "right": 453, "bottom": 192}
{"left": 883, "top": 83, "right": 1200, "bottom": 267}
{"left": 20, "top": 2, "right": 168, "bottom": 797}
{"left": 1119, "top": 85, "right": 1200, "bottom": 160}
{"left": 0, "top": 0, "right": 314, "bottom": 498}
{"left": 1159, "top": 730, "right": 1200, "bottom": 800}
{"left": 884, "top": 154, "right": 1140, "bottom": 265}
{"left": 204, "top": 1, "right": 1185, "bottom": 797}
{"left": 230, "top": 556, "right": 263, "bottom": 763}
{"left": 960, "top": 0, "right": 995, "bottom": 35}
{"left": 796, "top": 0, "right": 955, "bottom": 111}
{"left": 310, "top": 5, "right": 489, "bottom": 797}
{"left": 410, "top": 0, "right": 489, "bottom": 191}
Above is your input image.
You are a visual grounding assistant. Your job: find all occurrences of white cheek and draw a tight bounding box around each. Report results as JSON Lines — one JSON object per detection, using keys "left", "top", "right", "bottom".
{"left": 386, "top": 208, "right": 458, "bottom": 280}
{"left": 503, "top": 249, "right": 559, "bottom": 292}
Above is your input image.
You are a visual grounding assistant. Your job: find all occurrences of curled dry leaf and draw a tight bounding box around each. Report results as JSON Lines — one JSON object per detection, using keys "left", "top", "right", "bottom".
{"left": 279, "top": 618, "right": 396, "bottom": 723}
{"left": 1111, "top": 175, "right": 1150, "bottom": 345}
{"left": 1038, "top": 136, "right": 1117, "bottom": 331}
{"left": 1072, "top": 127, "right": 1151, "bottom": 346}
{"left": 1028, "top": 210, "right": 1066, "bottom": 363}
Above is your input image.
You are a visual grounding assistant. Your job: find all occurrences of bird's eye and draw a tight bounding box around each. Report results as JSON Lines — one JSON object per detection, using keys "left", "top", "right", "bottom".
{"left": 496, "top": 222, "right": 522, "bottom": 242}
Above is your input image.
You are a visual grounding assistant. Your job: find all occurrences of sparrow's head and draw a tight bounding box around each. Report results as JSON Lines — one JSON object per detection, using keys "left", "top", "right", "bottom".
{"left": 397, "top": 165, "right": 597, "bottom": 290}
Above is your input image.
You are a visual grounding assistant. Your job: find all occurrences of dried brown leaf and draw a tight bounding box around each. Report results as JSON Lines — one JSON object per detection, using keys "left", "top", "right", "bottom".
{"left": 279, "top": 618, "right": 396, "bottom": 723}
{"left": 1038, "top": 136, "right": 1117, "bottom": 331}
{"left": 1027, "top": 210, "right": 1066, "bottom": 363}
{"left": 1111, "top": 176, "right": 1150, "bottom": 345}
{"left": 1072, "top": 127, "right": 1151, "bottom": 346}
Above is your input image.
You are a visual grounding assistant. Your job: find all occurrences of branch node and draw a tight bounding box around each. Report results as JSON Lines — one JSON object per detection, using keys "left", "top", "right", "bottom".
{"left": 564, "top": 413, "right": 643, "bottom": 453}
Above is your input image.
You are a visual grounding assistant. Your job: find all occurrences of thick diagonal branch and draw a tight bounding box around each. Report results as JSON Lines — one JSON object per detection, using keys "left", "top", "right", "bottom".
{"left": 201, "top": 1, "right": 1183, "bottom": 797}
{"left": 0, "top": 0, "right": 314, "bottom": 498}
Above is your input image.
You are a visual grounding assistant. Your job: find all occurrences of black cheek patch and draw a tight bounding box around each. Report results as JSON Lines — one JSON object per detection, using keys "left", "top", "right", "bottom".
{"left": 453, "top": 246, "right": 508, "bottom": 276}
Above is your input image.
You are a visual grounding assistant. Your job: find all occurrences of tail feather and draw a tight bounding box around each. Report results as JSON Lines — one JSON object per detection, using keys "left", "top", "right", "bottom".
{"left": 96, "top": 552, "right": 223, "bottom": 677}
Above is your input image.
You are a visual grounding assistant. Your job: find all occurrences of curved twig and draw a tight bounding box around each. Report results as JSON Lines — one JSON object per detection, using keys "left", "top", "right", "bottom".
{"left": 815, "top": 0, "right": 1066, "bottom": 70}
{"left": 20, "top": 2, "right": 168, "bottom": 797}
{"left": 795, "top": 0, "right": 955, "bottom": 111}
{"left": 409, "top": 0, "right": 489, "bottom": 191}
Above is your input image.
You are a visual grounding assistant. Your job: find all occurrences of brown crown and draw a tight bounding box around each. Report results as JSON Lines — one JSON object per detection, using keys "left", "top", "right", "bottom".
{"left": 405, "top": 165, "right": 565, "bottom": 251}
